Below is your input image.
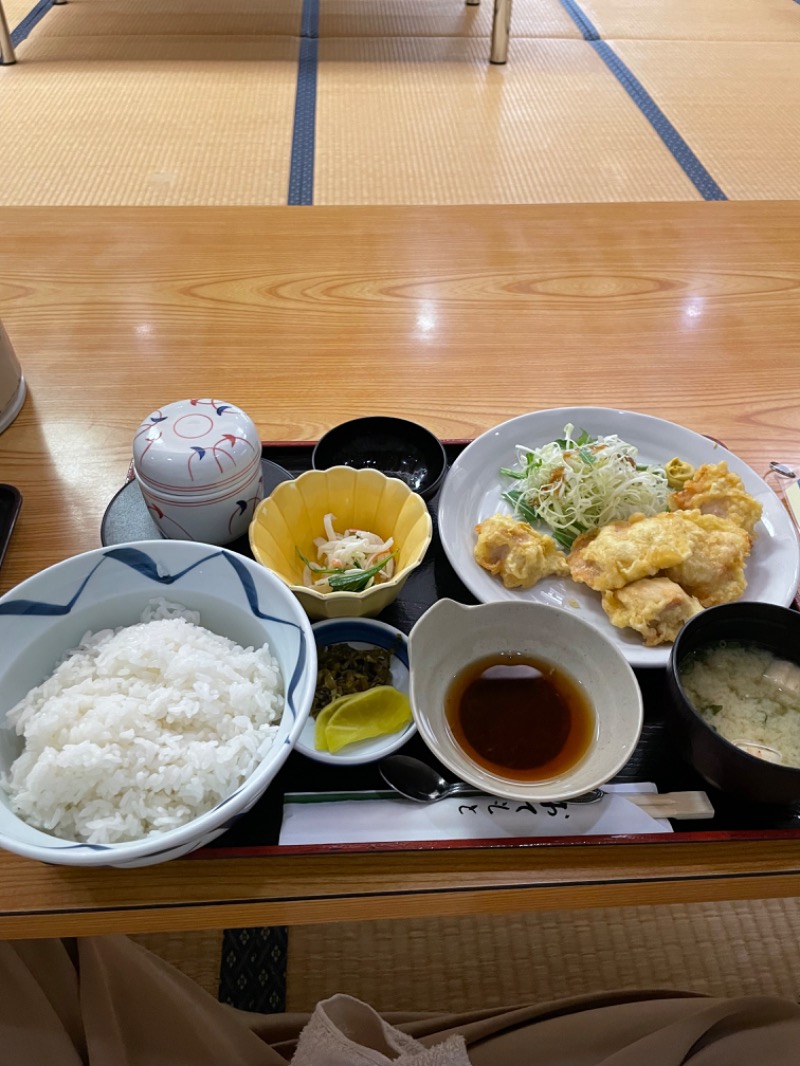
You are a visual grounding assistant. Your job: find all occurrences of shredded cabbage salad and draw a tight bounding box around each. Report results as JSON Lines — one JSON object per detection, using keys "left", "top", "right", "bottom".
{"left": 300, "top": 514, "right": 397, "bottom": 593}
{"left": 501, "top": 424, "right": 669, "bottom": 550}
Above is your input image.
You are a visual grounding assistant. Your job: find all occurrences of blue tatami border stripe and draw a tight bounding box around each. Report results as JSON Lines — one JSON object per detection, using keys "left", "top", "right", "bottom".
{"left": 288, "top": 0, "right": 320, "bottom": 205}
{"left": 559, "top": 0, "right": 728, "bottom": 201}
{"left": 11, "top": 0, "right": 55, "bottom": 46}
{"left": 559, "top": 0, "right": 599, "bottom": 40}
{"left": 300, "top": 0, "right": 319, "bottom": 42}
{"left": 592, "top": 40, "right": 727, "bottom": 201}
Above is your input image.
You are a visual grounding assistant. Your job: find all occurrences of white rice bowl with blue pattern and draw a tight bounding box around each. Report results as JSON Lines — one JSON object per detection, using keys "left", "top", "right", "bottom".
{"left": 0, "top": 541, "right": 316, "bottom": 867}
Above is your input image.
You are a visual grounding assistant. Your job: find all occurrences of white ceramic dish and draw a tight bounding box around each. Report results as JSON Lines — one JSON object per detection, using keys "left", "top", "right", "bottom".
{"left": 0, "top": 540, "right": 316, "bottom": 867}
{"left": 296, "top": 617, "right": 414, "bottom": 765}
{"left": 408, "top": 599, "right": 644, "bottom": 802}
{"left": 438, "top": 407, "right": 800, "bottom": 669}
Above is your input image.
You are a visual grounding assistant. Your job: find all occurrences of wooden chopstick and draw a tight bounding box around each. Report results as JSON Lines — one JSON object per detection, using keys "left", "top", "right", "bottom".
{"left": 623, "top": 791, "right": 715, "bottom": 820}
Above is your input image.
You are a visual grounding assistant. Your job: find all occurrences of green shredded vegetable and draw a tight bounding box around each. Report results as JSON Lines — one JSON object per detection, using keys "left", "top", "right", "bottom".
{"left": 500, "top": 424, "right": 669, "bottom": 550}
{"left": 298, "top": 548, "right": 399, "bottom": 593}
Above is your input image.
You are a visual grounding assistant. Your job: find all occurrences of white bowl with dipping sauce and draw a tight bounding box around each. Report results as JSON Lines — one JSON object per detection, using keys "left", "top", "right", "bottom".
{"left": 408, "top": 599, "right": 643, "bottom": 802}
{"left": 0, "top": 540, "right": 316, "bottom": 867}
{"left": 133, "top": 398, "right": 264, "bottom": 545}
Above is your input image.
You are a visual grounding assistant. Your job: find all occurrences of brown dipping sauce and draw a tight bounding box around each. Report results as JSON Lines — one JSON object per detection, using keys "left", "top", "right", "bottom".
{"left": 445, "top": 653, "right": 595, "bottom": 781}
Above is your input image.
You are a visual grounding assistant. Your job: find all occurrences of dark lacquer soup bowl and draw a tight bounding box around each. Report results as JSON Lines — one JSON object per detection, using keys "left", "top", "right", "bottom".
{"left": 667, "top": 602, "right": 800, "bottom": 806}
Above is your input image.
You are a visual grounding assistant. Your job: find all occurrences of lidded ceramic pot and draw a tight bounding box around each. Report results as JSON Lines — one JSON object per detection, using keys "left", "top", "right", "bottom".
{"left": 132, "top": 398, "right": 263, "bottom": 545}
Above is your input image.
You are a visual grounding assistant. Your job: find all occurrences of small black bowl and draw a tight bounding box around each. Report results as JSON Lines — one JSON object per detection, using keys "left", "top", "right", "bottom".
{"left": 667, "top": 602, "right": 800, "bottom": 806}
{"left": 312, "top": 417, "right": 448, "bottom": 501}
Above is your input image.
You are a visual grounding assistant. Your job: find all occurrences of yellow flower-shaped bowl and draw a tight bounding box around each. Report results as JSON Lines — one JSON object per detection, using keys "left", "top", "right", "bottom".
{"left": 249, "top": 466, "right": 433, "bottom": 620}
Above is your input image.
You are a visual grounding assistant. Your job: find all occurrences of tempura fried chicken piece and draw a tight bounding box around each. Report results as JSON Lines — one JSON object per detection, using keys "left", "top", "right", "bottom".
{"left": 664, "top": 510, "right": 752, "bottom": 607}
{"left": 567, "top": 512, "right": 694, "bottom": 592}
{"left": 474, "top": 514, "right": 569, "bottom": 589}
{"left": 601, "top": 577, "right": 704, "bottom": 646}
{"left": 669, "top": 461, "right": 762, "bottom": 534}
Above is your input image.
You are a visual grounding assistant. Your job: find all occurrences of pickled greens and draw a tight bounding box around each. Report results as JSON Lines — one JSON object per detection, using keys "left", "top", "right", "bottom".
{"left": 501, "top": 424, "right": 669, "bottom": 550}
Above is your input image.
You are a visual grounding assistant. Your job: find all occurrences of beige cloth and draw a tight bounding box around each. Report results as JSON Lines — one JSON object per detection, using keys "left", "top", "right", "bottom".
{"left": 291, "top": 994, "right": 471, "bottom": 1065}
{"left": 1, "top": 935, "right": 799, "bottom": 1065}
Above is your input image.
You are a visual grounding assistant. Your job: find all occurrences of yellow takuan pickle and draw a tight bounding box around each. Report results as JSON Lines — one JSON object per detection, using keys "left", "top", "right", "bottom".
{"left": 315, "top": 687, "right": 412, "bottom": 753}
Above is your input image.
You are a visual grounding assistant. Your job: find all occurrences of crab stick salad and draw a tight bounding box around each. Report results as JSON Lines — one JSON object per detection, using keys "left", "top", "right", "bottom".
{"left": 299, "top": 514, "right": 397, "bottom": 593}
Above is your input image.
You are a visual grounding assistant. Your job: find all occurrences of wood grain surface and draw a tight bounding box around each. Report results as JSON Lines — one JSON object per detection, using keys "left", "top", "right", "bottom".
{"left": 1, "top": 201, "right": 799, "bottom": 936}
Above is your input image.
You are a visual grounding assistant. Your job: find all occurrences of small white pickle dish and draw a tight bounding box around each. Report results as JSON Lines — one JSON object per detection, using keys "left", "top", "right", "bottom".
{"left": 296, "top": 617, "right": 414, "bottom": 765}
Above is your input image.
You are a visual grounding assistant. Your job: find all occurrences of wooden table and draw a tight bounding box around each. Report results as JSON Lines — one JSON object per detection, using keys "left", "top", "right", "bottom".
{"left": 1, "top": 202, "right": 800, "bottom": 938}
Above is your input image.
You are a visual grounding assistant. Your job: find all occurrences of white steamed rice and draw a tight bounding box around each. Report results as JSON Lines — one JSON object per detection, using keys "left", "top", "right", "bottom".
{"left": 2, "top": 601, "right": 284, "bottom": 844}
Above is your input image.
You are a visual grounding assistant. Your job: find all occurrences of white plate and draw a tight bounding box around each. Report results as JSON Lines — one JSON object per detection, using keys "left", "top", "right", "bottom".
{"left": 296, "top": 618, "right": 415, "bottom": 765}
{"left": 438, "top": 407, "right": 800, "bottom": 669}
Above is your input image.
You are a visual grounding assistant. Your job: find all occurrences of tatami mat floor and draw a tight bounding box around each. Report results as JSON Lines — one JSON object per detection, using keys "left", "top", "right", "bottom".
{"left": 132, "top": 896, "right": 800, "bottom": 1011}
{"left": 286, "top": 900, "right": 800, "bottom": 1011}
{"left": 2, "top": 0, "right": 800, "bottom": 203}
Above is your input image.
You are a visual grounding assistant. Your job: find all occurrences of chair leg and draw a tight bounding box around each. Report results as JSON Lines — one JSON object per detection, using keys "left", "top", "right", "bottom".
{"left": 489, "top": 0, "right": 511, "bottom": 63}
{"left": 0, "top": 1, "right": 16, "bottom": 65}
